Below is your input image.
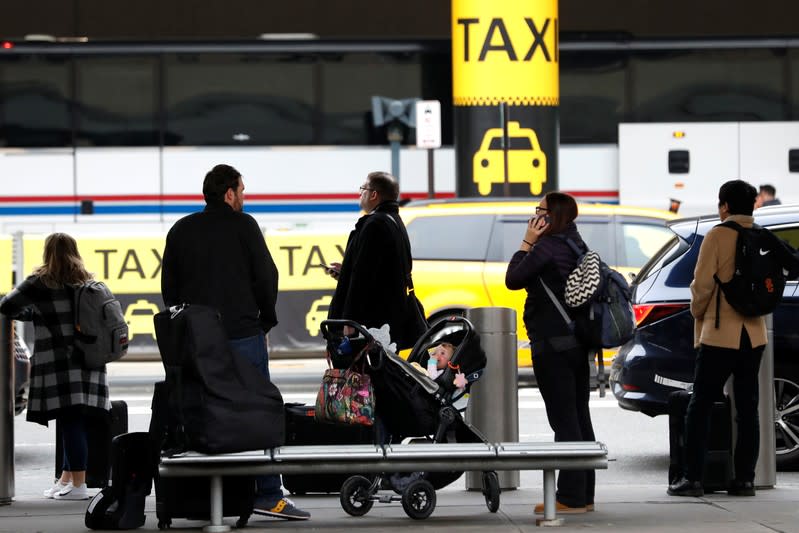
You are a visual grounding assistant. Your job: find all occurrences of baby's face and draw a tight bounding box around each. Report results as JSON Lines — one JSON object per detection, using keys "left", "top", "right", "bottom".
{"left": 431, "top": 343, "right": 455, "bottom": 369}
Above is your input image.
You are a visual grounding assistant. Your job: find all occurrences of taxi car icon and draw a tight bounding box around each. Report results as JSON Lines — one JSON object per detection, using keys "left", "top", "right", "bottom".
{"left": 472, "top": 121, "right": 547, "bottom": 196}
{"left": 124, "top": 299, "right": 160, "bottom": 341}
{"left": 306, "top": 295, "right": 332, "bottom": 337}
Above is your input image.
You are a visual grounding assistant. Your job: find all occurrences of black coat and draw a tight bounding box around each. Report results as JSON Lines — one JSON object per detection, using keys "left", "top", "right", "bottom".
{"left": 505, "top": 223, "right": 586, "bottom": 350}
{"left": 161, "top": 202, "right": 279, "bottom": 339}
{"left": 328, "top": 201, "right": 413, "bottom": 348}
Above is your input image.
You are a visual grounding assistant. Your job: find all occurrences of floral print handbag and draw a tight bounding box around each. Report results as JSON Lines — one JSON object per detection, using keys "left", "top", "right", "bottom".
{"left": 315, "top": 351, "right": 375, "bottom": 427}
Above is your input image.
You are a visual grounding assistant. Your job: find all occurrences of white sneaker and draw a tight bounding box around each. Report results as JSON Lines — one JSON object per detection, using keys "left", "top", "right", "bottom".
{"left": 43, "top": 480, "right": 69, "bottom": 499}
{"left": 53, "top": 482, "right": 90, "bottom": 500}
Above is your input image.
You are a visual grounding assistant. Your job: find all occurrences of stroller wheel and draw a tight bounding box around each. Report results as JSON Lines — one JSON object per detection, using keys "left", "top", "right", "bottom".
{"left": 401, "top": 479, "right": 436, "bottom": 520}
{"left": 340, "top": 475, "right": 375, "bottom": 517}
{"left": 482, "top": 471, "right": 501, "bottom": 513}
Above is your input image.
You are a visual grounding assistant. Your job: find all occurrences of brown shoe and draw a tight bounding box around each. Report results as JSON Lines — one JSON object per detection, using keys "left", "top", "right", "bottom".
{"left": 534, "top": 501, "right": 588, "bottom": 514}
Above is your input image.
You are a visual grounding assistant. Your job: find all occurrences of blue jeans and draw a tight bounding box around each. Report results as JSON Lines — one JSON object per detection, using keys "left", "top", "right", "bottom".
{"left": 58, "top": 408, "right": 88, "bottom": 472}
{"left": 228, "top": 332, "right": 282, "bottom": 502}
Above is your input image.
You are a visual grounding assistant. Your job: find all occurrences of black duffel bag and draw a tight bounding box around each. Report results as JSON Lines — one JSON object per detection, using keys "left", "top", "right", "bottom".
{"left": 154, "top": 304, "right": 285, "bottom": 454}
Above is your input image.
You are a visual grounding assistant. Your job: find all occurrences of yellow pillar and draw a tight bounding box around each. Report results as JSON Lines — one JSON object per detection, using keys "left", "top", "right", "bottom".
{"left": 452, "top": 0, "right": 559, "bottom": 197}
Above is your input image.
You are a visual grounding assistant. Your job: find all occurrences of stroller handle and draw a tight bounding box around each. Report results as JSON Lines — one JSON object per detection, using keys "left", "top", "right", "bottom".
{"left": 319, "top": 319, "right": 376, "bottom": 344}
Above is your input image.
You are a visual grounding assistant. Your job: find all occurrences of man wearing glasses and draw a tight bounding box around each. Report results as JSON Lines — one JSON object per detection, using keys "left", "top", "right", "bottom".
{"left": 326, "top": 171, "right": 419, "bottom": 349}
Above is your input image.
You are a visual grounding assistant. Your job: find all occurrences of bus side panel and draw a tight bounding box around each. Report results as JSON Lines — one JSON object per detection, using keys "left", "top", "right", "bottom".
{"left": 619, "top": 123, "right": 739, "bottom": 216}
{"left": 75, "top": 147, "right": 162, "bottom": 221}
{"left": 739, "top": 122, "right": 799, "bottom": 206}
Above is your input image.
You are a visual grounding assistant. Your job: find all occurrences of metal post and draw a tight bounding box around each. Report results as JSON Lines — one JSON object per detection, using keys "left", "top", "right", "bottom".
{"left": 500, "top": 103, "right": 510, "bottom": 198}
{"left": 426, "top": 149, "right": 435, "bottom": 199}
{"left": 465, "top": 307, "right": 519, "bottom": 490}
{"left": 0, "top": 316, "right": 14, "bottom": 505}
{"left": 725, "top": 313, "right": 776, "bottom": 489}
{"left": 204, "top": 475, "right": 230, "bottom": 533}
{"left": 755, "top": 314, "right": 776, "bottom": 488}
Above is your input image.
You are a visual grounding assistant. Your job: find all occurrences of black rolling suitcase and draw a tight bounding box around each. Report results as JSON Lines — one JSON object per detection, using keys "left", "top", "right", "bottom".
{"left": 667, "top": 390, "right": 733, "bottom": 492}
{"left": 149, "top": 380, "right": 254, "bottom": 529}
{"left": 55, "top": 400, "right": 128, "bottom": 488}
{"left": 282, "top": 403, "right": 374, "bottom": 495}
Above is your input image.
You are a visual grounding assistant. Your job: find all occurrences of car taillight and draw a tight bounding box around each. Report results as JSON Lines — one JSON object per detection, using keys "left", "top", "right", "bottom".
{"left": 633, "top": 303, "right": 690, "bottom": 327}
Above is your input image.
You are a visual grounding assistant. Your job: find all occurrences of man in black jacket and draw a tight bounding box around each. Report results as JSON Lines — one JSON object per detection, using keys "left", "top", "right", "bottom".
{"left": 327, "top": 171, "right": 419, "bottom": 349}
{"left": 161, "top": 164, "right": 309, "bottom": 521}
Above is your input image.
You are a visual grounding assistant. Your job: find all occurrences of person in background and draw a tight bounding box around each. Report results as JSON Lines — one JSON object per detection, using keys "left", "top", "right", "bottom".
{"left": 161, "top": 164, "right": 309, "bottom": 521}
{"left": 0, "top": 233, "right": 110, "bottom": 501}
{"left": 505, "top": 192, "right": 596, "bottom": 515}
{"left": 755, "top": 184, "right": 781, "bottom": 208}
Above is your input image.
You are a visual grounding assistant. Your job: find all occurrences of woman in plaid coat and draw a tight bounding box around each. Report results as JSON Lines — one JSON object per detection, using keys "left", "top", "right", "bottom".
{"left": 0, "top": 233, "right": 110, "bottom": 500}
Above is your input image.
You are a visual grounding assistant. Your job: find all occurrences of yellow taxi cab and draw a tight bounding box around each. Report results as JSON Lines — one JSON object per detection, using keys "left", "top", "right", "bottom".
{"left": 401, "top": 198, "right": 676, "bottom": 368}
{"left": 472, "top": 122, "right": 547, "bottom": 196}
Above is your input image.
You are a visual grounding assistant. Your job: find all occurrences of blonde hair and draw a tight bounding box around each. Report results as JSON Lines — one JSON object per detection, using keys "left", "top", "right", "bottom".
{"left": 32, "top": 233, "right": 92, "bottom": 288}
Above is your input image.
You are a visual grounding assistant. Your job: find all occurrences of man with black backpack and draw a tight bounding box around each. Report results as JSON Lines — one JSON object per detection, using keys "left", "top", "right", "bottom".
{"left": 669, "top": 179, "right": 799, "bottom": 498}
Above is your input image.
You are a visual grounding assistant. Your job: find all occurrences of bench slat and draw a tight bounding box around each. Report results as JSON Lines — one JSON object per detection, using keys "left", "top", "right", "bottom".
{"left": 274, "top": 444, "right": 384, "bottom": 461}
{"left": 385, "top": 443, "right": 495, "bottom": 459}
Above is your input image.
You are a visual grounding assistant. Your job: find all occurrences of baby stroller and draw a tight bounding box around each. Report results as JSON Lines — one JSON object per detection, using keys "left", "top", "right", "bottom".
{"left": 320, "top": 316, "right": 500, "bottom": 520}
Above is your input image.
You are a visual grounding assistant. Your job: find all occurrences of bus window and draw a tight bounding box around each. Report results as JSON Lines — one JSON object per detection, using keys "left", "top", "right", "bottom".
{"left": 320, "top": 52, "right": 422, "bottom": 145}
{"left": 0, "top": 55, "right": 71, "bottom": 147}
{"left": 75, "top": 56, "right": 159, "bottom": 146}
{"left": 164, "top": 53, "right": 315, "bottom": 146}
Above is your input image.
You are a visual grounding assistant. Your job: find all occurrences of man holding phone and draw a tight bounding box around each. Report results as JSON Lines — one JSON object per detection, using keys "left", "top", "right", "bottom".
{"left": 325, "top": 171, "right": 418, "bottom": 349}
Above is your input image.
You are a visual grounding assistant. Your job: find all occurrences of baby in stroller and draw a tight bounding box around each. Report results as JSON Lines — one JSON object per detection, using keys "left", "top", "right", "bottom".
{"left": 321, "top": 316, "right": 500, "bottom": 519}
{"left": 411, "top": 341, "right": 467, "bottom": 390}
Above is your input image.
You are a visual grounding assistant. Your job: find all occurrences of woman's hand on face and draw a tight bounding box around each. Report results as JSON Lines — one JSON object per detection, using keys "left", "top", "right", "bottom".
{"left": 525, "top": 215, "right": 549, "bottom": 244}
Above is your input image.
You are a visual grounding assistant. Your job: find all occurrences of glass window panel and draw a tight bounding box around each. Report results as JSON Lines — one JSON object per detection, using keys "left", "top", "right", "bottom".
{"left": 165, "top": 53, "right": 315, "bottom": 145}
{"left": 320, "top": 52, "right": 422, "bottom": 144}
{"left": 620, "top": 223, "right": 674, "bottom": 269}
{"left": 771, "top": 227, "right": 799, "bottom": 249}
{"left": 408, "top": 215, "right": 494, "bottom": 261}
{"left": 574, "top": 220, "right": 613, "bottom": 264}
{"left": 560, "top": 51, "right": 626, "bottom": 143}
{"left": 0, "top": 55, "right": 71, "bottom": 147}
{"left": 488, "top": 217, "right": 612, "bottom": 263}
{"left": 75, "top": 56, "right": 158, "bottom": 146}
{"left": 631, "top": 49, "right": 786, "bottom": 122}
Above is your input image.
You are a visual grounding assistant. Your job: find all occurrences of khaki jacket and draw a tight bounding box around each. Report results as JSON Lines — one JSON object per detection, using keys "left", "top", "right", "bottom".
{"left": 690, "top": 214, "right": 767, "bottom": 349}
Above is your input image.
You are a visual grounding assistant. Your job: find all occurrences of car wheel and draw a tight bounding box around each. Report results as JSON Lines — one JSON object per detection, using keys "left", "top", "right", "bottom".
{"left": 774, "top": 377, "right": 799, "bottom": 468}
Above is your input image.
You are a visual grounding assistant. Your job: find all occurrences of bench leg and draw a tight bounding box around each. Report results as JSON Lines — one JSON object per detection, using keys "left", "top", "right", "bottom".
{"left": 203, "top": 475, "right": 231, "bottom": 533}
{"left": 536, "top": 469, "right": 564, "bottom": 527}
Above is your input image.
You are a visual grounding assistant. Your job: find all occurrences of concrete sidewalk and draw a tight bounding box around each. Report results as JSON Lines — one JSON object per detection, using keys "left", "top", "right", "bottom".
{"left": 2, "top": 483, "right": 799, "bottom": 532}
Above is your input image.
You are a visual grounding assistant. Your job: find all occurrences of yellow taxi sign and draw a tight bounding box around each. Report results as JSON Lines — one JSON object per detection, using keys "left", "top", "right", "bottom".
{"left": 452, "top": 0, "right": 559, "bottom": 107}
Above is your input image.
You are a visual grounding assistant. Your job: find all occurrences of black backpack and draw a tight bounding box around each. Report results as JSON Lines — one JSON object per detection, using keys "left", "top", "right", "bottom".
{"left": 559, "top": 238, "right": 636, "bottom": 349}
{"left": 85, "top": 433, "right": 154, "bottom": 530}
{"left": 712, "top": 221, "right": 790, "bottom": 327}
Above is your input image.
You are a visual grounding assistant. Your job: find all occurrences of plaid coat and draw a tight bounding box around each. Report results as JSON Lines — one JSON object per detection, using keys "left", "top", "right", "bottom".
{"left": 0, "top": 275, "right": 110, "bottom": 426}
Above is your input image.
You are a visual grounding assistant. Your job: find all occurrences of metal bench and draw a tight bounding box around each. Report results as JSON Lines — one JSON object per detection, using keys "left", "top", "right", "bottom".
{"left": 158, "top": 441, "right": 609, "bottom": 531}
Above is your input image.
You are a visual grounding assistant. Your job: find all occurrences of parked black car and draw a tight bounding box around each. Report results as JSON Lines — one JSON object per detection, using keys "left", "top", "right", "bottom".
{"left": 610, "top": 205, "right": 799, "bottom": 468}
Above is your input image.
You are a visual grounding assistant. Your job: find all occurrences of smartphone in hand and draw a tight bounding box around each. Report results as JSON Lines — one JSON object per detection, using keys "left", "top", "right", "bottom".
{"left": 316, "top": 263, "right": 339, "bottom": 275}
